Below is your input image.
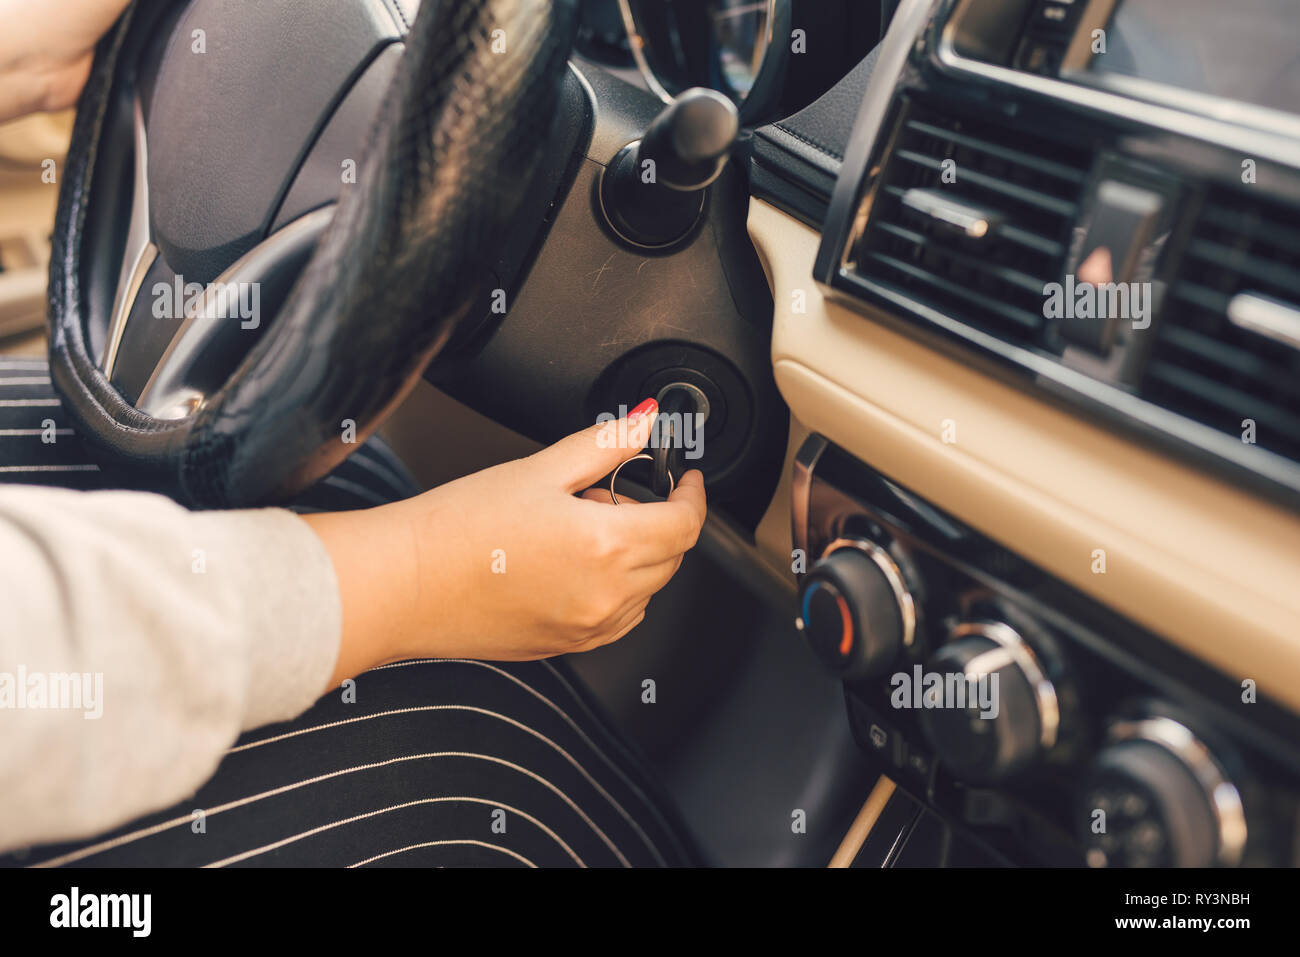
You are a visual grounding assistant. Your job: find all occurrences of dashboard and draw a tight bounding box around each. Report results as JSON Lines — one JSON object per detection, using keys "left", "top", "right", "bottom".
{"left": 820, "top": 0, "right": 1300, "bottom": 507}
{"left": 746, "top": 0, "right": 1300, "bottom": 866}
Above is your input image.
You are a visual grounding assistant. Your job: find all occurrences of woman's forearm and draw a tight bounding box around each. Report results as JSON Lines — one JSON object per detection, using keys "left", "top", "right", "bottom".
{"left": 0, "top": 486, "right": 341, "bottom": 851}
{"left": 305, "top": 504, "right": 420, "bottom": 690}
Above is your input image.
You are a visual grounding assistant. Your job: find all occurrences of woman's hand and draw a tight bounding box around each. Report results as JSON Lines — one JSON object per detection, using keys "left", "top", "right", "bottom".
{"left": 0, "top": 0, "right": 132, "bottom": 123}
{"left": 307, "top": 402, "right": 707, "bottom": 687}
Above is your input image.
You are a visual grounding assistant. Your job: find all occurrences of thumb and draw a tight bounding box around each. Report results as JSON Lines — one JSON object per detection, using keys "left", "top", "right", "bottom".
{"left": 530, "top": 399, "right": 658, "bottom": 493}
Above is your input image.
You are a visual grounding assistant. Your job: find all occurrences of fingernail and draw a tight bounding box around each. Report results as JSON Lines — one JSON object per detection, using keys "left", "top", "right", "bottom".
{"left": 627, "top": 397, "right": 657, "bottom": 421}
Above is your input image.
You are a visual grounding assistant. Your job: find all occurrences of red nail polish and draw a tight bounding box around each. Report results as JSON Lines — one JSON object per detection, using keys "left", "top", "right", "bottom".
{"left": 627, "top": 397, "right": 657, "bottom": 421}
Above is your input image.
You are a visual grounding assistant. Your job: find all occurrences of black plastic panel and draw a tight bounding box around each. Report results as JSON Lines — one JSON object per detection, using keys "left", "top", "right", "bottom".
{"left": 432, "top": 65, "right": 787, "bottom": 529}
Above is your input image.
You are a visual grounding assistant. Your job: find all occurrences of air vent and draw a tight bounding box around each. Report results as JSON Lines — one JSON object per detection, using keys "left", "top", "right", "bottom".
{"left": 1142, "top": 189, "right": 1300, "bottom": 464}
{"left": 849, "top": 102, "right": 1092, "bottom": 348}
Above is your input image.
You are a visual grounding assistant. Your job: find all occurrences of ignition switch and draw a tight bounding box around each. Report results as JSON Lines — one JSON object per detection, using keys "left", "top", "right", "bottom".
{"left": 650, "top": 382, "right": 710, "bottom": 497}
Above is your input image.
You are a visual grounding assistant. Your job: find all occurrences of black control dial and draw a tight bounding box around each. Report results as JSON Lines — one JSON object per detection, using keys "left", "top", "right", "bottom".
{"left": 918, "top": 622, "right": 1059, "bottom": 783}
{"left": 797, "top": 539, "right": 915, "bottom": 680}
{"left": 1080, "top": 718, "right": 1246, "bottom": 868}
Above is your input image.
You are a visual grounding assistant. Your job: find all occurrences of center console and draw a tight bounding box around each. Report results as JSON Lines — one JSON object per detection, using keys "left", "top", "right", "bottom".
{"left": 795, "top": 434, "right": 1300, "bottom": 866}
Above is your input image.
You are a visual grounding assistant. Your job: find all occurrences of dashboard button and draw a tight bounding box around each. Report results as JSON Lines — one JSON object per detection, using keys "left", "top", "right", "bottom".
{"left": 847, "top": 696, "right": 908, "bottom": 768}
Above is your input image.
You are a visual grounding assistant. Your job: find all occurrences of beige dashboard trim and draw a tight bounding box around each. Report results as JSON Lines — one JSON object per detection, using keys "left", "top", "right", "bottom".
{"left": 748, "top": 198, "right": 1300, "bottom": 714}
{"left": 829, "top": 776, "right": 897, "bottom": 868}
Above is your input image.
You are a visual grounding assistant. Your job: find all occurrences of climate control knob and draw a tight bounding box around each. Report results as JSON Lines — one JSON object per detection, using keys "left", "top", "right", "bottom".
{"left": 796, "top": 538, "right": 916, "bottom": 679}
{"left": 918, "top": 622, "right": 1059, "bottom": 783}
{"left": 1080, "top": 717, "right": 1246, "bottom": 868}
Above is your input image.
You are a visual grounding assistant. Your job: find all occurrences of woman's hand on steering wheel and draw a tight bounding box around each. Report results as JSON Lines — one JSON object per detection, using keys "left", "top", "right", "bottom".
{"left": 0, "top": 0, "right": 131, "bottom": 122}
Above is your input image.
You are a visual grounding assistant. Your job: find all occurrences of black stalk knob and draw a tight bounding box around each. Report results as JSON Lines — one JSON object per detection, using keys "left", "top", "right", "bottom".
{"left": 600, "top": 88, "right": 739, "bottom": 248}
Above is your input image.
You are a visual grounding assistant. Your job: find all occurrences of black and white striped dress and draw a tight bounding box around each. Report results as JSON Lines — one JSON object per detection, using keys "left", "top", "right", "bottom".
{"left": 0, "top": 357, "right": 696, "bottom": 868}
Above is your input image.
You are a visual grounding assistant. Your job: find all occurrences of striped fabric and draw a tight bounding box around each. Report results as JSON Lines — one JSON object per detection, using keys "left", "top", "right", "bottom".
{"left": 0, "top": 357, "right": 106, "bottom": 489}
{"left": 0, "top": 356, "right": 422, "bottom": 508}
{"left": 6, "top": 658, "right": 695, "bottom": 868}
{"left": 0, "top": 359, "right": 695, "bottom": 867}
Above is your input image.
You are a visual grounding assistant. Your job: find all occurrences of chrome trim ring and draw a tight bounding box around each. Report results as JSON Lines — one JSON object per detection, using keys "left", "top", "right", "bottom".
{"left": 617, "top": 0, "right": 785, "bottom": 120}
{"left": 1109, "top": 716, "right": 1248, "bottom": 868}
{"left": 820, "top": 536, "right": 917, "bottom": 649}
{"left": 934, "top": 5, "right": 1300, "bottom": 167}
{"left": 102, "top": 95, "right": 154, "bottom": 378}
{"left": 617, "top": 0, "right": 674, "bottom": 104}
{"left": 790, "top": 434, "right": 828, "bottom": 564}
{"left": 950, "top": 620, "right": 1060, "bottom": 750}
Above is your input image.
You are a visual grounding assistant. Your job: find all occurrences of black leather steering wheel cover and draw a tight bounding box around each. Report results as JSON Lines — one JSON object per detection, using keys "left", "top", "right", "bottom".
{"left": 48, "top": 0, "right": 579, "bottom": 507}
{"left": 48, "top": 0, "right": 192, "bottom": 479}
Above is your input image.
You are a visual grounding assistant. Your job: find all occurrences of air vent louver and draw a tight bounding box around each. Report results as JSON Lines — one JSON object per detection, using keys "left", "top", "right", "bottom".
{"left": 1142, "top": 189, "right": 1300, "bottom": 464}
{"left": 850, "top": 103, "right": 1092, "bottom": 348}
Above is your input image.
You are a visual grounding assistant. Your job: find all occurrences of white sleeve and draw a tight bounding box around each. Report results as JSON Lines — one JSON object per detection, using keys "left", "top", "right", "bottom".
{"left": 0, "top": 484, "right": 342, "bottom": 852}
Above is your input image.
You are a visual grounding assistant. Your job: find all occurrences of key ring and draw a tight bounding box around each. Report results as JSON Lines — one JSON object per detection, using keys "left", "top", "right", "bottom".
{"left": 608, "top": 453, "right": 674, "bottom": 505}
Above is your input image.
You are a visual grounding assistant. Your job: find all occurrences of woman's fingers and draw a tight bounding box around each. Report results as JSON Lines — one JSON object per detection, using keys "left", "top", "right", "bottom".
{"left": 615, "top": 469, "right": 707, "bottom": 563}
{"left": 527, "top": 402, "right": 657, "bottom": 494}
{"left": 669, "top": 468, "right": 706, "bottom": 518}
{"left": 579, "top": 487, "right": 641, "bottom": 505}
{"left": 629, "top": 554, "right": 685, "bottom": 594}
{"left": 578, "top": 469, "right": 706, "bottom": 563}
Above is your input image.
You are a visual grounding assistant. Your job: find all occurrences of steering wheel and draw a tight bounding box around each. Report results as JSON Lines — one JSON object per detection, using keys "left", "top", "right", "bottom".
{"left": 47, "top": 0, "right": 577, "bottom": 507}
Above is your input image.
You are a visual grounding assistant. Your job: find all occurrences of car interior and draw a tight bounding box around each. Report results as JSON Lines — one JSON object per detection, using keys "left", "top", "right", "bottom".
{"left": 1, "top": 0, "right": 1299, "bottom": 868}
